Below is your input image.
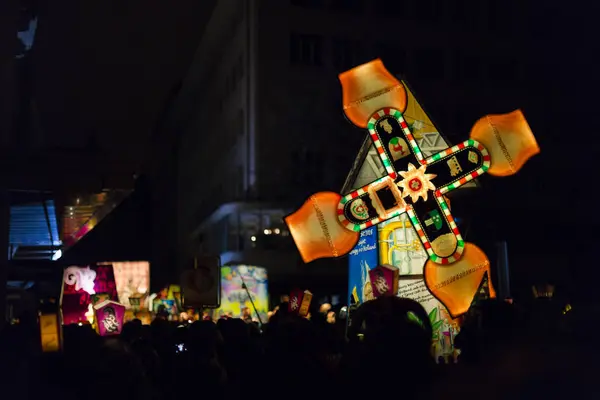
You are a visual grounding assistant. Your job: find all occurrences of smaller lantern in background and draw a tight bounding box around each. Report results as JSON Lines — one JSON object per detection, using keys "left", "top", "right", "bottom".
{"left": 84, "top": 304, "right": 95, "bottom": 325}
{"left": 94, "top": 300, "right": 125, "bottom": 336}
{"left": 129, "top": 296, "right": 141, "bottom": 310}
{"left": 40, "top": 312, "right": 62, "bottom": 352}
{"left": 532, "top": 283, "right": 554, "bottom": 299}
{"left": 91, "top": 293, "right": 110, "bottom": 306}
{"left": 127, "top": 296, "right": 142, "bottom": 322}
{"left": 125, "top": 293, "right": 142, "bottom": 322}
{"left": 288, "top": 289, "right": 313, "bottom": 317}
{"left": 124, "top": 309, "right": 135, "bottom": 323}
{"left": 369, "top": 264, "right": 399, "bottom": 298}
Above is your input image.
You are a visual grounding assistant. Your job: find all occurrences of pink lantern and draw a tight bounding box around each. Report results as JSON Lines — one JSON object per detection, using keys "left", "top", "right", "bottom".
{"left": 369, "top": 264, "right": 399, "bottom": 298}
{"left": 60, "top": 264, "right": 118, "bottom": 325}
{"left": 94, "top": 300, "right": 125, "bottom": 336}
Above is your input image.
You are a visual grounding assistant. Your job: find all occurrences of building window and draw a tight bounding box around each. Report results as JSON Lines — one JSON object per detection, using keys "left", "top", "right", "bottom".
{"left": 290, "top": 33, "right": 323, "bottom": 66}
{"left": 413, "top": 48, "right": 445, "bottom": 81}
{"left": 332, "top": 38, "right": 363, "bottom": 72}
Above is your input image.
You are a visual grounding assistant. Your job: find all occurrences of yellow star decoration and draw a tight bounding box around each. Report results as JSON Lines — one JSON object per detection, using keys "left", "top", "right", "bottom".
{"left": 397, "top": 163, "right": 437, "bottom": 203}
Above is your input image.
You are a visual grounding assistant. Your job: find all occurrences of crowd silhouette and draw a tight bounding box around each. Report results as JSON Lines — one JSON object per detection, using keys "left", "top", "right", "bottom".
{"left": 0, "top": 296, "right": 595, "bottom": 400}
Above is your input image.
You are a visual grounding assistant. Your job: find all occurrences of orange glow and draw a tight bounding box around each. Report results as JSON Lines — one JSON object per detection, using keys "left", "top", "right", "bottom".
{"left": 339, "top": 59, "right": 407, "bottom": 128}
{"left": 285, "top": 192, "right": 359, "bottom": 263}
{"left": 84, "top": 304, "right": 95, "bottom": 324}
{"left": 424, "top": 243, "right": 496, "bottom": 317}
{"left": 469, "top": 109, "right": 539, "bottom": 177}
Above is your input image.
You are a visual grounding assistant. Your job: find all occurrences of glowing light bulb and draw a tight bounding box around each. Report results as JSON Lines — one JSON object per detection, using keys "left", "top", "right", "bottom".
{"left": 84, "top": 303, "right": 95, "bottom": 324}
{"left": 274, "top": 228, "right": 280, "bottom": 234}
{"left": 251, "top": 236, "right": 256, "bottom": 242}
{"left": 78, "top": 322, "right": 83, "bottom": 326}
{"left": 52, "top": 249, "right": 62, "bottom": 261}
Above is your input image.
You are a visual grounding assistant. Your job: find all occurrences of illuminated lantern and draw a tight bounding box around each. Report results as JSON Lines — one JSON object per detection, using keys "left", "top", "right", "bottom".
{"left": 470, "top": 111, "right": 538, "bottom": 177}
{"left": 285, "top": 192, "right": 359, "bottom": 263}
{"left": 91, "top": 293, "right": 110, "bottom": 306}
{"left": 285, "top": 59, "right": 539, "bottom": 316}
{"left": 369, "top": 264, "right": 399, "bottom": 297}
{"left": 288, "top": 289, "right": 312, "bottom": 317}
{"left": 424, "top": 243, "right": 496, "bottom": 316}
{"left": 40, "top": 313, "right": 62, "bottom": 352}
{"left": 128, "top": 296, "right": 141, "bottom": 310}
{"left": 64, "top": 266, "right": 96, "bottom": 294}
{"left": 339, "top": 59, "right": 407, "bottom": 128}
{"left": 99, "top": 261, "right": 150, "bottom": 310}
{"left": 286, "top": 60, "right": 539, "bottom": 264}
{"left": 60, "top": 265, "right": 118, "bottom": 325}
{"left": 124, "top": 310, "right": 136, "bottom": 323}
{"left": 94, "top": 300, "right": 126, "bottom": 336}
{"left": 136, "top": 310, "right": 152, "bottom": 325}
{"left": 167, "top": 284, "right": 181, "bottom": 300}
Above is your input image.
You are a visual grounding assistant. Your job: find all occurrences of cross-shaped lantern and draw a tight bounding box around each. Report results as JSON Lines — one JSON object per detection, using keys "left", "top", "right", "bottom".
{"left": 284, "top": 60, "right": 539, "bottom": 315}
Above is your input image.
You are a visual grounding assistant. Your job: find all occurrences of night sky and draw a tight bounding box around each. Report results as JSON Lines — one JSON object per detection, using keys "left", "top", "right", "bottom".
{"left": 12, "top": 1, "right": 600, "bottom": 296}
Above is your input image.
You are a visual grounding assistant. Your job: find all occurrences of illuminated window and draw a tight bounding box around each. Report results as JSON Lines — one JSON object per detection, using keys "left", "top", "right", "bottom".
{"left": 290, "top": 34, "right": 323, "bottom": 66}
